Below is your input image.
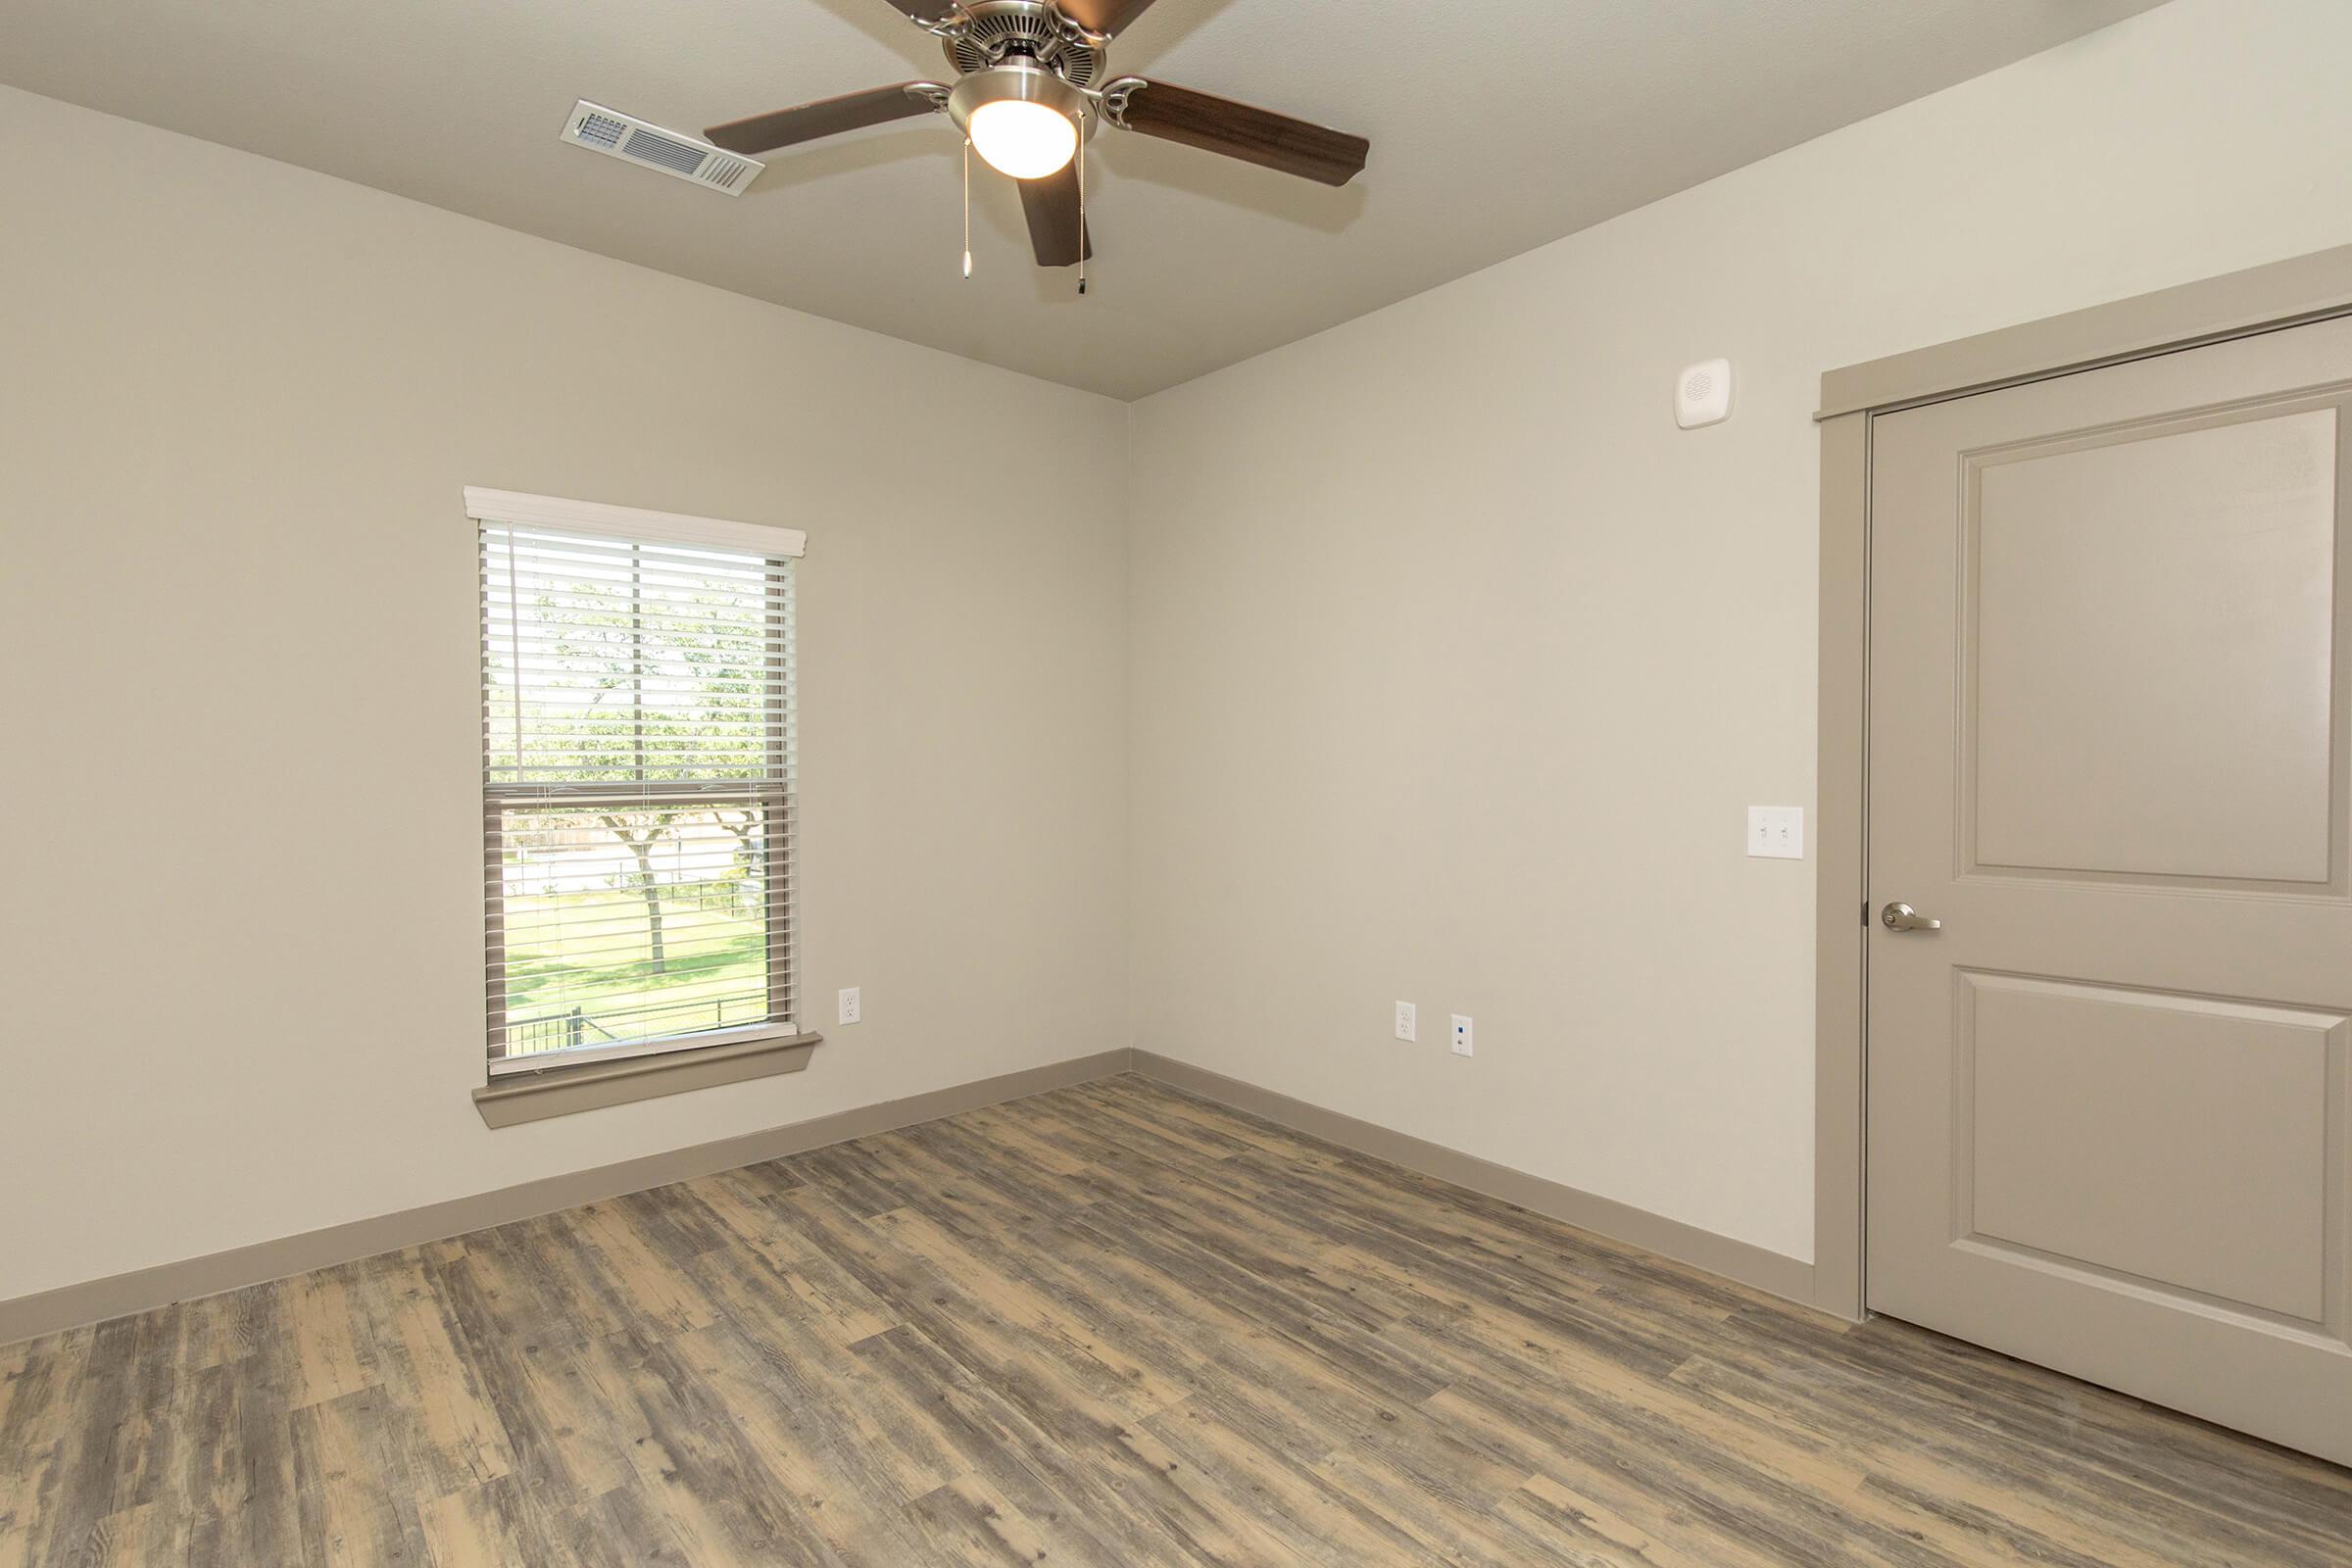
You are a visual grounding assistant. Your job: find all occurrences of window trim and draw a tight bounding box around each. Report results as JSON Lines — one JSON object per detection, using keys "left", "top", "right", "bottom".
{"left": 462, "top": 486, "right": 808, "bottom": 559}
{"left": 471, "top": 1029, "right": 825, "bottom": 1128}
{"left": 484, "top": 1017, "right": 806, "bottom": 1080}
{"left": 468, "top": 486, "right": 806, "bottom": 1101}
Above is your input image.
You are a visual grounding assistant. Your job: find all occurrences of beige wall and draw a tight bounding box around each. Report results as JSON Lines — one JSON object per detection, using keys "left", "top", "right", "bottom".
{"left": 0, "top": 85, "right": 1128, "bottom": 1303}
{"left": 10, "top": 0, "right": 2352, "bottom": 1307}
{"left": 1126, "top": 0, "right": 2352, "bottom": 1263}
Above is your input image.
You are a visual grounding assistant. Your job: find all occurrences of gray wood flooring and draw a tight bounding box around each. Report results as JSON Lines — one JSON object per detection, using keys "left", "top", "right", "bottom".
{"left": 2, "top": 1072, "right": 2346, "bottom": 1565}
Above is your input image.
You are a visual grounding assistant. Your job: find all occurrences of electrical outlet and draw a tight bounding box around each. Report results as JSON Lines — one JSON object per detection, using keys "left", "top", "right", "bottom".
{"left": 1451, "top": 1014, "right": 1473, "bottom": 1057}
{"left": 1394, "top": 1001, "right": 1417, "bottom": 1042}
{"left": 1746, "top": 805, "right": 1805, "bottom": 859}
{"left": 837, "top": 987, "right": 860, "bottom": 1026}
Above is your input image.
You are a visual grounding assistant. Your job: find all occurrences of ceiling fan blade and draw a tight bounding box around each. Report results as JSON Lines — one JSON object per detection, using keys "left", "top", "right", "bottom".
{"left": 1113, "top": 80, "right": 1367, "bottom": 186}
{"left": 1056, "top": 0, "right": 1162, "bottom": 36}
{"left": 1018, "top": 163, "right": 1093, "bottom": 268}
{"left": 705, "top": 83, "right": 940, "bottom": 155}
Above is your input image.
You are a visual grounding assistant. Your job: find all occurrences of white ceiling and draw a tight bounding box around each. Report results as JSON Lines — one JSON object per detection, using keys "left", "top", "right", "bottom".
{"left": 0, "top": 0, "right": 2166, "bottom": 399}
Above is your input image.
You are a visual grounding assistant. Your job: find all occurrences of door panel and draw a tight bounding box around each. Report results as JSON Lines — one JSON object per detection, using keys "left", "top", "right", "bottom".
{"left": 1970, "top": 406, "right": 2339, "bottom": 884}
{"left": 1869, "top": 314, "right": 2352, "bottom": 1466}
{"left": 1960, "top": 971, "right": 2338, "bottom": 1323}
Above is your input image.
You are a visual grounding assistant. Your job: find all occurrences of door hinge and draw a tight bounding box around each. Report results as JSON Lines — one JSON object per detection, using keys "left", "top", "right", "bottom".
{"left": 1862, "top": 900, "right": 1870, "bottom": 926}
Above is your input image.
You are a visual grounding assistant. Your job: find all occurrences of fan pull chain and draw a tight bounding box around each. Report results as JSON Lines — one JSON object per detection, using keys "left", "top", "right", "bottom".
{"left": 1075, "top": 109, "right": 1087, "bottom": 296}
{"left": 961, "top": 138, "right": 973, "bottom": 279}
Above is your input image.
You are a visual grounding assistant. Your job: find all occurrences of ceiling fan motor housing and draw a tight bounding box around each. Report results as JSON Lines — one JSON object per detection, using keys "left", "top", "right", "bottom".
{"left": 944, "top": 1, "right": 1104, "bottom": 90}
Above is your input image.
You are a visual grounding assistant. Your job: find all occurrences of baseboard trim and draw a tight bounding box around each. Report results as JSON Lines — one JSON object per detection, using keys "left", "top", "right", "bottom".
{"left": 0, "top": 1048, "right": 1136, "bottom": 1348}
{"left": 1130, "top": 1051, "right": 1818, "bottom": 1308}
{"left": 5, "top": 1045, "right": 1817, "bottom": 1345}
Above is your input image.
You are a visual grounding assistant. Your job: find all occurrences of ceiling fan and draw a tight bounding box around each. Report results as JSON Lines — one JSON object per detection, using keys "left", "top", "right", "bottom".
{"left": 705, "top": 0, "right": 1370, "bottom": 274}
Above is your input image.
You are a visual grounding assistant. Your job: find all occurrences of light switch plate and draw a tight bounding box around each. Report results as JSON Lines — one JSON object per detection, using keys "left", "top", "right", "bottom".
{"left": 837, "top": 987, "right": 860, "bottom": 1025}
{"left": 1746, "top": 806, "right": 1804, "bottom": 859}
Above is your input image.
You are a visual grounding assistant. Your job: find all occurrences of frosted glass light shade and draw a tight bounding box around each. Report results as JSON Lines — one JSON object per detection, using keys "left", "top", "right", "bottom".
{"left": 969, "top": 99, "right": 1077, "bottom": 179}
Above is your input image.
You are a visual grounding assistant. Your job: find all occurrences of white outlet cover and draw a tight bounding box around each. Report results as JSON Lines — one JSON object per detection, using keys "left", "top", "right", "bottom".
{"left": 1746, "top": 805, "right": 1805, "bottom": 859}
{"left": 1450, "top": 1014, "right": 1473, "bottom": 1057}
{"left": 1676, "top": 358, "right": 1733, "bottom": 429}
{"left": 837, "top": 986, "right": 860, "bottom": 1025}
{"left": 1394, "top": 1001, "right": 1417, "bottom": 1042}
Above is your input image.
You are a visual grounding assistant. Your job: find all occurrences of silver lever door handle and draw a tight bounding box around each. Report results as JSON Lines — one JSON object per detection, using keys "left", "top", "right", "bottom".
{"left": 1882, "top": 902, "right": 1941, "bottom": 932}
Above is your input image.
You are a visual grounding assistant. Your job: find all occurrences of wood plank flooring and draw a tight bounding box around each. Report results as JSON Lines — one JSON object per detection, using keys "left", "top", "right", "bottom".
{"left": 3, "top": 1072, "right": 2347, "bottom": 1565}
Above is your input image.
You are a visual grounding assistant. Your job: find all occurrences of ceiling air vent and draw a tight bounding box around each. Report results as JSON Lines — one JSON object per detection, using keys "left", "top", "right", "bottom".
{"left": 560, "top": 101, "right": 762, "bottom": 195}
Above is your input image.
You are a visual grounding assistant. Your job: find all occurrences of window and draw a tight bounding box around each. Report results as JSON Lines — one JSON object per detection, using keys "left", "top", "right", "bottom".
{"left": 471, "top": 489, "right": 804, "bottom": 1077}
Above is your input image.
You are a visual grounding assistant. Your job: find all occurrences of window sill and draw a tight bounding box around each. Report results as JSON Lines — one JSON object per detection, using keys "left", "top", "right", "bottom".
{"left": 472, "top": 1030, "right": 823, "bottom": 1128}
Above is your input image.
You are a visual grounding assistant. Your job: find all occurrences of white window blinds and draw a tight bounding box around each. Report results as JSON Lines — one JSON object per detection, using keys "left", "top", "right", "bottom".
{"left": 471, "top": 490, "right": 803, "bottom": 1076}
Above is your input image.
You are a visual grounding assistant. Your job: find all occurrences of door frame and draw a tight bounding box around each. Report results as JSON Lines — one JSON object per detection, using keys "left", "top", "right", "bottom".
{"left": 1810, "top": 243, "right": 2352, "bottom": 1321}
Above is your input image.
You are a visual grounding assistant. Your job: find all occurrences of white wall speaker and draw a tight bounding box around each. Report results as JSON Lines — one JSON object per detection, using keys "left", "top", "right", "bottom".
{"left": 1676, "top": 359, "right": 1733, "bottom": 429}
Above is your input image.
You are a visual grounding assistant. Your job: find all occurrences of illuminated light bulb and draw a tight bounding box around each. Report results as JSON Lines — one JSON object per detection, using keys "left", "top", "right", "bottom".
{"left": 967, "top": 98, "right": 1077, "bottom": 180}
